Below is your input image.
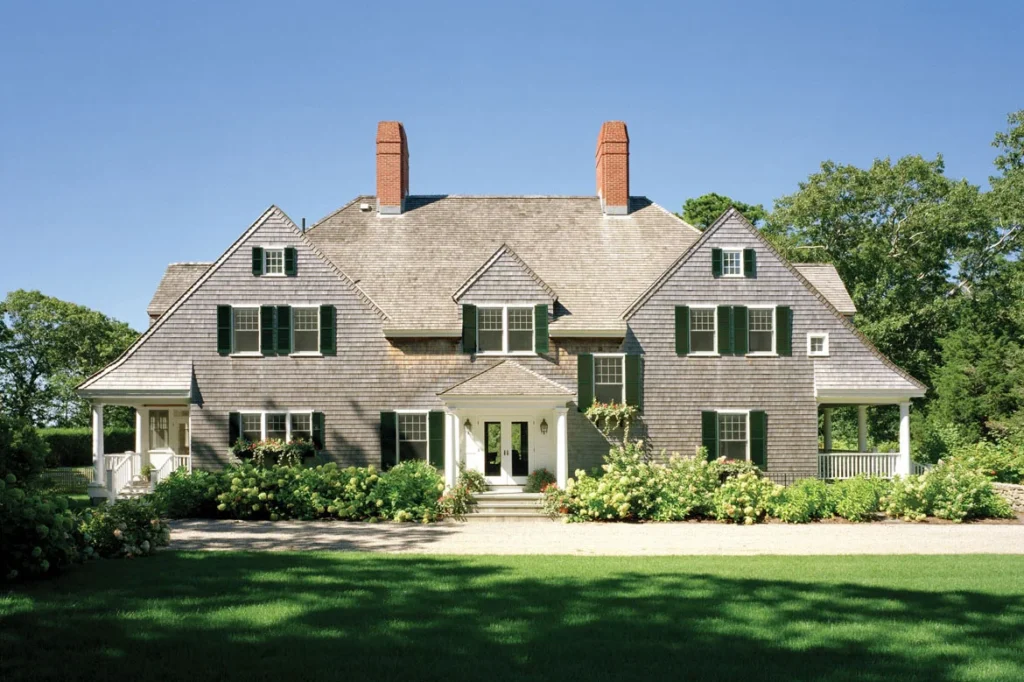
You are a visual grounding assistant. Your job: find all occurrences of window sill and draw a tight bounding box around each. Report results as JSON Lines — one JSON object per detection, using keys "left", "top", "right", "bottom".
{"left": 746, "top": 353, "right": 778, "bottom": 358}
{"left": 808, "top": 353, "right": 830, "bottom": 358}
{"left": 687, "top": 352, "right": 720, "bottom": 357}
{"left": 289, "top": 352, "right": 324, "bottom": 358}
{"left": 476, "top": 351, "right": 537, "bottom": 357}
{"left": 229, "top": 352, "right": 264, "bottom": 358}
{"left": 261, "top": 272, "right": 286, "bottom": 278}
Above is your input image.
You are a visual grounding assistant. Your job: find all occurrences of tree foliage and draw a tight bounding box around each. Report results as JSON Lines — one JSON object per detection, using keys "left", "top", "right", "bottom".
{"left": 0, "top": 290, "right": 138, "bottom": 427}
{"left": 679, "top": 192, "right": 768, "bottom": 229}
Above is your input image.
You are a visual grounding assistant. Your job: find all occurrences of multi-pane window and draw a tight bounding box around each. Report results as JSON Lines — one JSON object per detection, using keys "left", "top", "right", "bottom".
{"left": 507, "top": 307, "right": 534, "bottom": 352}
{"left": 748, "top": 308, "right": 774, "bottom": 353}
{"left": 266, "top": 413, "right": 287, "bottom": 441}
{"left": 719, "top": 413, "right": 747, "bottom": 460}
{"left": 690, "top": 308, "right": 716, "bottom": 353}
{"left": 722, "top": 250, "right": 742, "bottom": 276}
{"left": 149, "top": 410, "right": 169, "bottom": 450}
{"left": 291, "top": 413, "right": 312, "bottom": 443}
{"left": 293, "top": 308, "right": 319, "bottom": 353}
{"left": 264, "top": 249, "right": 284, "bottom": 275}
{"left": 808, "top": 333, "right": 828, "bottom": 356}
{"left": 233, "top": 307, "right": 259, "bottom": 353}
{"left": 241, "top": 413, "right": 262, "bottom": 443}
{"left": 594, "top": 355, "right": 624, "bottom": 404}
{"left": 478, "top": 308, "right": 504, "bottom": 352}
{"left": 398, "top": 413, "right": 428, "bottom": 462}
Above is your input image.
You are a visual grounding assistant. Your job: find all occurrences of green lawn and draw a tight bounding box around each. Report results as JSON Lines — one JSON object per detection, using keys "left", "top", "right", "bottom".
{"left": 2, "top": 553, "right": 1023, "bottom": 682}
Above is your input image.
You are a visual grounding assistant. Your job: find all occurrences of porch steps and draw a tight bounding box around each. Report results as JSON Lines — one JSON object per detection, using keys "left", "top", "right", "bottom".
{"left": 116, "top": 477, "right": 151, "bottom": 500}
{"left": 467, "top": 491, "right": 551, "bottom": 522}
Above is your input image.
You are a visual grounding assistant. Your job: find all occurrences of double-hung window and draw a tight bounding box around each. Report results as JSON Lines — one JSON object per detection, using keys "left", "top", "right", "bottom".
{"left": 292, "top": 307, "right": 320, "bottom": 353}
{"left": 718, "top": 412, "right": 748, "bottom": 460}
{"left": 398, "top": 413, "right": 428, "bottom": 462}
{"left": 241, "top": 413, "right": 263, "bottom": 442}
{"left": 290, "top": 413, "right": 313, "bottom": 442}
{"left": 748, "top": 307, "right": 775, "bottom": 354}
{"left": 477, "top": 305, "right": 534, "bottom": 354}
{"left": 232, "top": 307, "right": 260, "bottom": 353}
{"left": 722, "top": 249, "right": 743, "bottom": 277}
{"left": 264, "top": 248, "right": 285, "bottom": 275}
{"left": 238, "top": 412, "right": 315, "bottom": 443}
{"left": 266, "top": 413, "right": 288, "bottom": 441}
{"left": 594, "top": 355, "right": 625, "bottom": 404}
{"left": 690, "top": 307, "right": 717, "bottom": 353}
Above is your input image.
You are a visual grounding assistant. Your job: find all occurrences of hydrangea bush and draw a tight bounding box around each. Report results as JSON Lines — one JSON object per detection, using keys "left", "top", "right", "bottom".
{"left": 652, "top": 452, "right": 721, "bottom": 520}
{"left": 1, "top": 474, "right": 83, "bottom": 580}
{"left": 712, "top": 471, "right": 782, "bottom": 525}
{"left": 883, "top": 459, "right": 1014, "bottom": 522}
{"left": 770, "top": 478, "right": 834, "bottom": 523}
{"left": 79, "top": 499, "right": 170, "bottom": 558}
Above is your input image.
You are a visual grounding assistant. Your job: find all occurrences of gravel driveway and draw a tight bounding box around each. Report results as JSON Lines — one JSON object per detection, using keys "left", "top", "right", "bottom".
{"left": 170, "top": 517, "right": 1024, "bottom": 555}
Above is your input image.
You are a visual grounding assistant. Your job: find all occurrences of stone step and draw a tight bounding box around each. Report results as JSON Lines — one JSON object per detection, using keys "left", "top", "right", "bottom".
{"left": 464, "top": 509, "right": 554, "bottom": 522}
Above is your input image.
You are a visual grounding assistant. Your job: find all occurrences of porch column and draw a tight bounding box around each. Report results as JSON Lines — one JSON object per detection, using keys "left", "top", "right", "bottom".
{"left": 897, "top": 402, "right": 912, "bottom": 475}
{"left": 444, "top": 410, "right": 457, "bottom": 488}
{"left": 856, "top": 403, "right": 864, "bottom": 450}
{"left": 822, "top": 408, "right": 833, "bottom": 453}
{"left": 555, "top": 406, "right": 568, "bottom": 488}
{"left": 88, "top": 402, "right": 107, "bottom": 501}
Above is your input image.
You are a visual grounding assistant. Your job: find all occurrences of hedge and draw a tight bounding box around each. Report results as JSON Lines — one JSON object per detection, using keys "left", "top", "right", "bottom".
{"left": 37, "top": 428, "right": 135, "bottom": 467}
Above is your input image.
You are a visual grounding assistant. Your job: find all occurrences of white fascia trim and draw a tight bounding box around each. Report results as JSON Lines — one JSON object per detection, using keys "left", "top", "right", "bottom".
{"left": 816, "top": 388, "right": 926, "bottom": 403}
{"left": 440, "top": 396, "right": 574, "bottom": 410}
{"left": 79, "top": 389, "right": 191, "bottom": 400}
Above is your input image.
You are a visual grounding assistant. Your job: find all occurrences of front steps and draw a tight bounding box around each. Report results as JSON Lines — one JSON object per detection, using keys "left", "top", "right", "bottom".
{"left": 467, "top": 490, "right": 551, "bottom": 522}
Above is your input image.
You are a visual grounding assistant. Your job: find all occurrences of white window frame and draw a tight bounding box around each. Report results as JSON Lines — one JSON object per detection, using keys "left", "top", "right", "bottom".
{"left": 236, "top": 410, "right": 315, "bottom": 442}
{"left": 263, "top": 245, "right": 286, "bottom": 277}
{"left": 394, "top": 409, "right": 431, "bottom": 465}
{"left": 716, "top": 409, "right": 751, "bottom": 461}
{"left": 807, "top": 332, "right": 830, "bottom": 357}
{"left": 688, "top": 304, "right": 719, "bottom": 357}
{"left": 721, "top": 247, "right": 744, "bottom": 278}
{"left": 593, "top": 353, "right": 626, "bottom": 404}
{"left": 290, "top": 305, "right": 322, "bottom": 357}
{"left": 746, "top": 305, "right": 777, "bottom": 357}
{"left": 230, "top": 305, "right": 262, "bottom": 357}
{"left": 476, "top": 303, "right": 536, "bottom": 356}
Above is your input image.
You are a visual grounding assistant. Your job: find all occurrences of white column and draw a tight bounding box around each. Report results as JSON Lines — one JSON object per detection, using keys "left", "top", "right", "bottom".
{"left": 135, "top": 408, "right": 144, "bottom": 453}
{"left": 822, "top": 408, "right": 833, "bottom": 453}
{"left": 898, "top": 402, "right": 912, "bottom": 475}
{"left": 857, "top": 406, "right": 868, "bottom": 453}
{"left": 89, "top": 402, "right": 106, "bottom": 500}
{"left": 555, "top": 406, "right": 569, "bottom": 488}
{"left": 444, "top": 410, "right": 457, "bottom": 488}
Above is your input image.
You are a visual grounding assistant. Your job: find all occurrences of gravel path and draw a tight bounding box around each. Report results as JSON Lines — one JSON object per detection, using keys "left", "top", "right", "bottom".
{"left": 170, "top": 517, "right": 1024, "bottom": 555}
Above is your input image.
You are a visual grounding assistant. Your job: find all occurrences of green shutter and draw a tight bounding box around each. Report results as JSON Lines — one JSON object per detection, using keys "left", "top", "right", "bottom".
{"left": 217, "top": 305, "right": 232, "bottom": 355}
{"left": 462, "top": 304, "right": 477, "bottom": 354}
{"left": 380, "top": 411, "right": 397, "bottom": 470}
{"left": 428, "top": 410, "right": 445, "bottom": 469}
{"left": 260, "top": 306, "right": 276, "bottom": 356}
{"left": 252, "top": 247, "right": 263, "bottom": 276}
{"left": 733, "top": 306, "right": 748, "bottom": 356}
{"left": 284, "top": 247, "right": 297, "bottom": 276}
{"left": 312, "top": 412, "right": 325, "bottom": 450}
{"left": 228, "top": 412, "right": 240, "bottom": 447}
{"left": 534, "top": 304, "right": 549, "bottom": 354}
{"left": 320, "top": 305, "right": 336, "bottom": 355}
{"left": 276, "top": 305, "right": 291, "bottom": 355}
{"left": 777, "top": 306, "right": 792, "bottom": 356}
{"left": 625, "top": 354, "right": 642, "bottom": 408}
{"left": 701, "top": 411, "right": 718, "bottom": 458}
{"left": 717, "top": 306, "right": 732, "bottom": 355}
{"left": 743, "top": 248, "right": 756, "bottom": 278}
{"left": 750, "top": 410, "right": 767, "bottom": 468}
{"left": 711, "top": 248, "right": 723, "bottom": 277}
{"left": 675, "top": 306, "right": 689, "bottom": 356}
{"left": 577, "top": 353, "right": 594, "bottom": 412}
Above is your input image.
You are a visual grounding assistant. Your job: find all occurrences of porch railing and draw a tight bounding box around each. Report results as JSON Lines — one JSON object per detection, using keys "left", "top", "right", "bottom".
{"left": 149, "top": 454, "right": 192, "bottom": 490}
{"left": 105, "top": 453, "right": 135, "bottom": 497}
{"left": 818, "top": 452, "right": 899, "bottom": 480}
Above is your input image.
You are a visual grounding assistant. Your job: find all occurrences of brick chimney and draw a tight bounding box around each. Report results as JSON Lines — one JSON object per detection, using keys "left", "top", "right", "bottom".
{"left": 376, "top": 121, "right": 409, "bottom": 214}
{"left": 595, "top": 121, "right": 629, "bottom": 215}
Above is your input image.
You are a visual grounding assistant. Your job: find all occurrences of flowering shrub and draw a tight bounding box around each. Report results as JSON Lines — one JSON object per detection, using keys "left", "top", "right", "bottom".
{"left": 882, "top": 474, "right": 931, "bottom": 522}
{"left": 770, "top": 478, "right": 834, "bottom": 523}
{"left": 151, "top": 468, "right": 218, "bottom": 518}
{"left": 78, "top": 498, "right": 170, "bottom": 559}
{"left": 883, "top": 460, "right": 1014, "bottom": 522}
{"left": 457, "top": 463, "right": 487, "bottom": 494}
{"left": 829, "top": 476, "right": 887, "bottom": 522}
{"left": 652, "top": 452, "right": 721, "bottom": 520}
{"left": 1, "top": 474, "right": 83, "bottom": 580}
{"left": 585, "top": 402, "right": 640, "bottom": 441}
{"left": 946, "top": 441, "right": 1024, "bottom": 484}
{"left": 370, "top": 460, "right": 445, "bottom": 522}
{"left": 231, "top": 438, "right": 315, "bottom": 468}
{"left": 524, "top": 468, "right": 556, "bottom": 493}
{"left": 712, "top": 471, "right": 782, "bottom": 525}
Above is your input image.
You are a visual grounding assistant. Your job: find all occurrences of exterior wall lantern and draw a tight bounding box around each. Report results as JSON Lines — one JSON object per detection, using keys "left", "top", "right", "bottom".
{"left": 539, "top": 418, "right": 548, "bottom": 435}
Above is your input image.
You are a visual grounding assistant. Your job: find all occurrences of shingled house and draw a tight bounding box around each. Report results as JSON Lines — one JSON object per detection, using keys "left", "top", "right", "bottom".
{"left": 79, "top": 121, "right": 925, "bottom": 500}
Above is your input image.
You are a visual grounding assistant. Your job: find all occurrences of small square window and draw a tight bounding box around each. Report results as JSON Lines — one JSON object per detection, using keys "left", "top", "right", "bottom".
{"left": 293, "top": 308, "right": 320, "bottom": 353}
{"left": 722, "top": 250, "right": 743, "bottom": 276}
{"left": 690, "top": 308, "right": 716, "bottom": 353}
{"left": 808, "top": 333, "right": 829, "bottom": 356}
{"left": 265, "top": 249, "right": 284, "bottom": 275}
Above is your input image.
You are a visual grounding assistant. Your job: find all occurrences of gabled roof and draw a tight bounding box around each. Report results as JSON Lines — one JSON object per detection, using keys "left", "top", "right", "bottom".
{"left": 793, "top": 264, "right": 857, "bottom": 315}
{"left": 306, "top": 195, "right": 700, "bottom": 332}
{"left": 438, "top": 360, "right": 574, "bottom": 397}
{"left": 147, "top": 262, "right": 211, "bottom": 320}
{"left": 622, "top": 207, "right": 927, "bottom": 393}
{"left": 79, "top": 206, "right": 385, "bottom": 393}
{"left": 452, "top": 243, "right": 557, "bottom": 302}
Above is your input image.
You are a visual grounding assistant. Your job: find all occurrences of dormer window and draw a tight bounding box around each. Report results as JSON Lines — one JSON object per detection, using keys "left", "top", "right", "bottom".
{"left": 477, "top": 305, "right": 535, "bottom": 354}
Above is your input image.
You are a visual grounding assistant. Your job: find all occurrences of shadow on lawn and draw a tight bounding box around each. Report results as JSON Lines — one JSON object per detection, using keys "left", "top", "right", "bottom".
{"left": 2, "top": 553, "right": 1022, "bottom": 682}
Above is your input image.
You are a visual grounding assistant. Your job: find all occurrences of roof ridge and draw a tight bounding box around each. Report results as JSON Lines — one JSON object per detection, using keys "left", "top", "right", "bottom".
{"left": 166, "top": 261, "right": 213, "bottom": 267}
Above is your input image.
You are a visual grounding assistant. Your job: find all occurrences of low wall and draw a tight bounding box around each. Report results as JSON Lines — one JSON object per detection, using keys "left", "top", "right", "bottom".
{"left": 993, "top": 482, "right": 1024, "bottom": 512}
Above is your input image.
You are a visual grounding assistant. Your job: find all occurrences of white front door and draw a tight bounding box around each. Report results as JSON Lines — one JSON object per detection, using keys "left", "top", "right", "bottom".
{"left": 482, "top": 419, "right": 531, "bottom": 485}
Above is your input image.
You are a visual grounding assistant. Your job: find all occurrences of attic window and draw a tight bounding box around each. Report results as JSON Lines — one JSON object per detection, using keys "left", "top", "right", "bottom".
{"left": 722, "top": 250, "right": 743, "bottom": 277}
{"left": 264, "top": 249, "right": 285, "bottom": 275}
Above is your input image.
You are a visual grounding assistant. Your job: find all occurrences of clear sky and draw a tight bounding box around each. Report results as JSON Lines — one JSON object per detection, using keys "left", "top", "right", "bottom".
{"left": 2, "top": 0, "right": 1022, "bottom": 331}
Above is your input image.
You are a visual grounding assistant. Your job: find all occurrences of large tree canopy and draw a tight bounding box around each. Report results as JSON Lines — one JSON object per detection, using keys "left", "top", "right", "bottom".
{"left": 679, "top": 193, "right": 768, "bottom": 229}
{"left": 0, "top": 290, "right": 138, "bottom": 427}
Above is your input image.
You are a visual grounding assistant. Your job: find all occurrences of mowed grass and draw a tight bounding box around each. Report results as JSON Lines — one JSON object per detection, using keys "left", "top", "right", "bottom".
{"left": 2, "top": 553, "right": 1023, "bottom": 682}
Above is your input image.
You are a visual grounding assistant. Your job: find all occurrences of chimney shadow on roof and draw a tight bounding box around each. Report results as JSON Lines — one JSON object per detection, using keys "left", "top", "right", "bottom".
{"left": 403, "top": 195, "right": 449, "bottom": 213}
{"left": 629, "top": 197, "right": 652, "bottom": 213}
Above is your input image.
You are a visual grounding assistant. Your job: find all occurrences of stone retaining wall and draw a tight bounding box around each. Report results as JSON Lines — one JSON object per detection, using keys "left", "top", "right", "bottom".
{"left": 993, "top": 482, "right": 1024, "bottom": 512}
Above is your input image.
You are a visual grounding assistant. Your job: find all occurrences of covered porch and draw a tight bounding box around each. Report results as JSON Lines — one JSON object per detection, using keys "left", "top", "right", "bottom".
{"left": 816, "top": 391, "right": 922, "bottom": 480}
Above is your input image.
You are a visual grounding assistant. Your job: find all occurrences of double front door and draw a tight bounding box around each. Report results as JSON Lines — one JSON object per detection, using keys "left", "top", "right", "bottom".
{"left": 483, "top": 420, "right": 530, "bottom": 485}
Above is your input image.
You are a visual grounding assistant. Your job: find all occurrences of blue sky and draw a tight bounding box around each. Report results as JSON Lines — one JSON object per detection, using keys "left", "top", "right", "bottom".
{"left": 2, "top": 0, "right": 1022, "bottom": 331}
